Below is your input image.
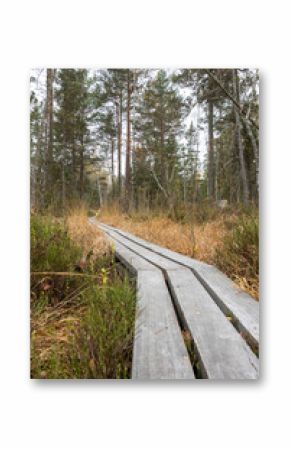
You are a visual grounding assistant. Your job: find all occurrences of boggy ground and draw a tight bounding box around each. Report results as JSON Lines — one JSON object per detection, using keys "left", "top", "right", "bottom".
{"left": 30, "top": 208, "right": 136, "bottom": 379}
{"left": 99, "top": 203, "right": 259, "bottom": 299}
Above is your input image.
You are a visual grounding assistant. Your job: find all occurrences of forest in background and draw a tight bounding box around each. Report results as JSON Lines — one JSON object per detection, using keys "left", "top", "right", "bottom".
{"left": 30, "top": 69, "right": 259, "bottom": 214}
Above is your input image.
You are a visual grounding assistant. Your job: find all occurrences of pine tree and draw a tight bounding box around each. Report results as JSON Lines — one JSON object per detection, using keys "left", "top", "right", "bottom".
{"left": 30, "top": 88, "right": 45, "bottom": 209}
{"left": 134, "top": 70, "right": 185, "bottom": 210}
{"left": 54, "top": 69, "right": 89, "bottom": 204}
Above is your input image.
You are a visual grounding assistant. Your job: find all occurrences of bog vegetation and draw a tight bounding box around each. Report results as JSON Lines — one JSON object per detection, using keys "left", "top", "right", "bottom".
{"left": 99, "top": 204, "right": 259, "bottom": 298}
{"left": 30, "top": 68, "right": 259, "bottom": 378}
{"left": 31, "top": 210, "right": 135, "bottom": 379}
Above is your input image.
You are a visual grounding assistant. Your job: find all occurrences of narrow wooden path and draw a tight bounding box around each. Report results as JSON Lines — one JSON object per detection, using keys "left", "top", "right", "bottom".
{"left": 89, "top": 218, "right": 259, "bottom": 380}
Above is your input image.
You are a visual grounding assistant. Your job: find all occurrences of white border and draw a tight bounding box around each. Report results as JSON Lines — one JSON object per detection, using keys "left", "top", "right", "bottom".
{"left": 0, "top": 1, "right": 289, "bottom": 448}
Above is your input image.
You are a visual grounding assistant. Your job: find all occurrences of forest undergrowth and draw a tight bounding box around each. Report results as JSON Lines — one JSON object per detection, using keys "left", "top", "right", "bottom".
{"left": 99, "top": 203, "right": 259, "bottom": 299}
{"left": 30, "top": 202, "right": 259, "bottom": 379}
{"left": 30, "top": 209, "right": 136, "bottom": 379}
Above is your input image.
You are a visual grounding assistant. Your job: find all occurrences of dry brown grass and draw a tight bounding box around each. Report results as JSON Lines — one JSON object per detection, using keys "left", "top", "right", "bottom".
{"left": 31, "top": 300, "right": 84, "bottom": 378}
{"left": 31, "top": 208, "right": 111, "bottom": 378}
{"left": 99, "top": 210, "right": 228, "bottom": 264}
{"left": 66, "top": 206, "right": 109, "bottom": 260}
{"left": 99, "top": 208, "right": 258, "bottom": 299}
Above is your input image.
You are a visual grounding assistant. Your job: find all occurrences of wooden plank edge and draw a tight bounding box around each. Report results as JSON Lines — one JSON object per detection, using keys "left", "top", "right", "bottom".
{"left": 100, "top": 222, "right": 259, "bottom": 351}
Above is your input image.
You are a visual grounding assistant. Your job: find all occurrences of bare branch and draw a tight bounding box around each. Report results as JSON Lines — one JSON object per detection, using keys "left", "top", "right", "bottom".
{"left": 204, "top": 69, "right": 259, "bottom": 131}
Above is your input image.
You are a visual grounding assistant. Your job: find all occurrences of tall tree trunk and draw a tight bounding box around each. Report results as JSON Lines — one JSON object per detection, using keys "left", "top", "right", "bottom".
{"left": 215, "top": 142, "right": 219, "bottom": 201}
{"left": 79, "top": 137, "right": 84, "bottom": 199}
{"left": 183, "top": 170, "right": 186, "bottom": 203}
{"left": 131, "top": 70, "right": 137, "bottom": 209}
{"left": 194, "top": 105, "right": 200, "bottom": 201}
{"left": 97, "top": 176, "right": 103, "bottom": 208}
{"left": 36, "top": 116, "right": 45, "bottom": 209}
{"left": 46, "top": 69, "right": 54, "bottom": 192}
{"left": 61, "top": 159, "right": 66, "bottom": 213}
{"left": 111, "top": 136, "right": 114, "bottom": 196}
{"left": 125, "top": 70, "right": 131, "bottom": 210}
{"left": 205, "top": 69, "right": 259, "bottom": 131}
{"left": 207, "top": 98, "right": 215, "bottom": 198}
{"left": 72, "top": 128, "right": 76, "bottom": 189}
{"left": 241, "top": 115, "right": 259, "bottom": 196}
{"left": 117, "top": 92, "right": 123, "bottom": 197}
{"left": 160, "top": 118, "right": 166, "bottom": 189}
{"left": 233, "top": 69, "right": 249, "bottom": 206}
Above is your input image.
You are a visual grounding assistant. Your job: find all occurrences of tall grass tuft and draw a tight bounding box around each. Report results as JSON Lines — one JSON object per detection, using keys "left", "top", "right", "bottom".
{"left": 66, "top": 206, "right": 109, "bottom": 260}
{"left": 31, "top": 214, "right": 81, "bottom": 272}
{"left": 31, "top": 278, "right": 136, "bottom": 379}
{"left": 215, "top": 212, "right": 259, "bottom": 298}
{"left": 71, "top": 279, "right": 135, "bottom": 379}
{"left": 31, "top": 211, "right": 136, "bottom": 379}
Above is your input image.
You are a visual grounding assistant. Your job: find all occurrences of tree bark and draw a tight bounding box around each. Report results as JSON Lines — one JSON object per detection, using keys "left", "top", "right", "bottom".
{"left": 72, "top": 130, "right": 76, "bottom": 186}
{"left": 97, "top": 176, "right": 103, "bottom": 207}
{"left": 205, "top": 69, "right": 259, "bottom": 131}
{"left": 241, "top": 115, "right": 259, "bottom": 195}
{"left": 46, "top": 69, "right": 54, "bottom": 200}
{"left": 160, "top": 117, "right": 167, "bottom": 190}
{"left": 79, "top": 138, "right": 84, "bottom": 199}
{"left": 36, "top": 115, "right": 45, "bottom": 209}
{"left": 233, "top": 69, "right": 249, "bottom": 206}
{"left": 111, "top": 136, "right": 114, "bottom": 196}
{"left": 117, "top": 92, "right": 123, "bottom": 197}
{"left": 125, "top": 70, "right": 131, "bottom": 209}
{"left": 61, "top": 159, "right": 66, "bottom": 213}
{"left": 207, "top": 98, "right": 215, "bottom": 198}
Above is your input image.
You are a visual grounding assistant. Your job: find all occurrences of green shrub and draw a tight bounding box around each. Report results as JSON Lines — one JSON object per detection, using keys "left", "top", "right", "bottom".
{"left": 31, "top": 215, "right": 81, "bottom": 272}
{"left": 72, "top": 278, "right": 135, "bottom": 379}
{"left": 30, "top": 213, "right": 136, "bottom": 379}
{"left": 215, "top": 212, "right": 259, "bottom": 295}
{"left": 31, "top": 278, "right": 136, "bottom": 379}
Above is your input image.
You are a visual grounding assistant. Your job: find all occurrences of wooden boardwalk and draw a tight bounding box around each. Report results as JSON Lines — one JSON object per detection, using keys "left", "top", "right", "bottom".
{"left": 89, "top": 218, "right": 259, "bottom": 380}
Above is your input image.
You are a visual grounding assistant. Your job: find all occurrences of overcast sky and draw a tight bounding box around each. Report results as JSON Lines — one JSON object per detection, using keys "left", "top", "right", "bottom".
{"left": 30, "top": 68, "right": 208, "bottom": 175}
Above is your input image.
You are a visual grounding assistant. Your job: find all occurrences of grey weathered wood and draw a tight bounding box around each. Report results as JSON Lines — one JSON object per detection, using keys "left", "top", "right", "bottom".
{"left": 187, "top": 264, "right": 259, "bottom": 351}
{"left": 97, "top": 223, "right": 259, "bottom": 379}
{"left": 101, "top": 223, "right": 259, "bottom": 350}
{"left": 99, "top": 224, "right": 182, "bottom": 271}
{"left": 89, "top": 218, "right": 195, "bottom": 379}
{"left": 133, "top": 270, "right": 195, "bottom": 380}
{"left": 90, "top": 219, "right": 258, "bottom": 379}
{"left": 109, "top": 240, "right": 156, "bottom": 275}
{"left": 166, "top": 269, "right": 258, "bottom": 379}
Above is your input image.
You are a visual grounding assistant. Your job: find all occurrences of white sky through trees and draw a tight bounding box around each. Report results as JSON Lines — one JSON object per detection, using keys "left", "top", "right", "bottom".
{"left": 30, "top": 68, "right": 208, "bottom": 176}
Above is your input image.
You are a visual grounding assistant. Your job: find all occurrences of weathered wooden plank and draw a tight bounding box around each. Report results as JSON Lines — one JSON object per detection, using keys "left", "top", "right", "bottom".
{"left": 133, "top": 270, "right": 195, "bottom": 380}
{"left": 92, "top": 220, "right": 259, "bottom": 379}
{"left": 109, "top": 240, "right": 156, "bottom": 276}
{"left": 97, "top": 223, "right": 259, "bottom": 379}
{"left": 99, "top": 224, "right": 182, "bottom": 271}
{"left": 89, "top": 219, "right": 195, "bottom": 379}
{"left": 102, "top": 223, "right": 259, "bottom": 350}
{"left": 166, "top": 269, "right": 259, "bottom": 379}
{"left": 187, "top": 264, "right": 259, "bottom": 351}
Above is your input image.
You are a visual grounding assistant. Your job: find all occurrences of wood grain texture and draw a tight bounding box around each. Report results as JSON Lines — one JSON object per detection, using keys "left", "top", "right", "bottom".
{"left": 110, "top": 240, "right": 156, "bottom": 275}
{"left": 102, "top": 223, "right": 259, "bottom": 349}
{"left": 166, "top": 269, "right": 259, "bottom": 379}
{"left": 133, "top": 270, "right": 195, "bottom": 380}
{"left": 99, "top": 224, "right": 182, "bottom": 271}
{"left": 91, "top": 219, "right": 259, "bottom": 379}
{"left": 89, "top": 219, "right": 195, "bottom": 379}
